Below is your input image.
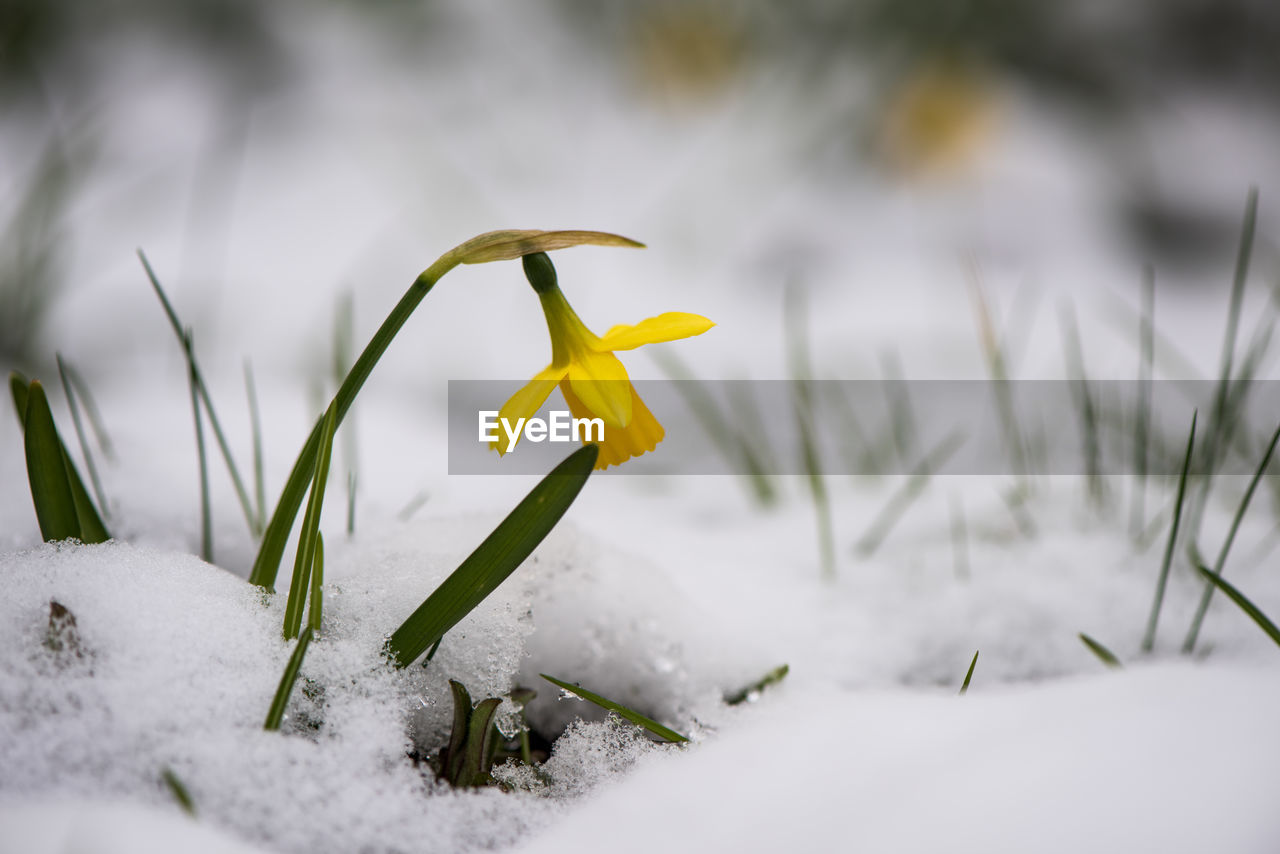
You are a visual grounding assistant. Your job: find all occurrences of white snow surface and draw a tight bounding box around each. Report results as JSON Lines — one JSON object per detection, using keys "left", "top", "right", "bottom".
{"left": 5, "top": 1, "right": 1280, "bottom": 852}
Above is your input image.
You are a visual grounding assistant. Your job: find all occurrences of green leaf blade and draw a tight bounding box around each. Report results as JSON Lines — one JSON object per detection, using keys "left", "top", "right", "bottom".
{"left": 264, "top": 627, "right": 314, "bottom": 731}
{"left": 23, "top": 381, "right": 82, "bottom": 542}
{"left": 541, "top": 673, "right": 689, "bottom": 744}
{"left": 386, "top": 444, "right": 597, "bottom": 668}
{"left": 1195, "top": 565, "right": 1280, "bottom": 649}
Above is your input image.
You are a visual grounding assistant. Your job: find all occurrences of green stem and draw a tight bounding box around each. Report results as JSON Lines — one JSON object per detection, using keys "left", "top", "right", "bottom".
{"left": 249, "top": 257, "right": 459, "bottom": 589}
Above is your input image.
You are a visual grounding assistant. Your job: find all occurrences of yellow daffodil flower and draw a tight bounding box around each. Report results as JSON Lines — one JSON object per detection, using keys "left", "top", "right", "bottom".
{"left": 494, "top": 252, "right": 713, "bottom": 469}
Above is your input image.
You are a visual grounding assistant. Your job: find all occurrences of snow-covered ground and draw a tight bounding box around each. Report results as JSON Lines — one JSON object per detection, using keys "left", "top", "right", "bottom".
{"left": 4, "top": 3, "right": 1280, "bottom": 852}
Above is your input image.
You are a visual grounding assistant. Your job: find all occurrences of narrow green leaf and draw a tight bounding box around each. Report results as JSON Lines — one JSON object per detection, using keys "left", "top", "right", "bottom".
{"left": 244, "top": 360, "right": 267, "bottom": 533}
{"left": 854, "top": 431, "right": 965, "bottom": 558}
{"left": 457, "top": 697, "right": 503, "bottom": 786}
{"left": 284, "top": 403, "right": 337, "bottom": 640}
{"left": 11, "top": 373, "right": 110, "bottom": 543}
{"left": 138, "top": 250, "right": 259, "bottom": 538}
{"left": 1078, "top": 633, "right": 1122, "bottom": 668}
{"left": 1142, "top": 410, "right": 1196, "bottom": 653}
{"left": 785, "top": 281, "right": 835, "bottom": 581}
{"left": 1132, "top": 265, "right": 1154, "bottom": 540}
{"left": 445, "top": 681, "right": 473, "bottom": 782}
{"left": 57, "top": 354, "right": 110, "bottom": 520}
{"left": 1194, "top": 565, "right": 1280, "bottom": 649}
{"left": 959, "top": 650, "right": 979, "bottom": 696}
{"left": 725, "top": 663, "right": 790, "bottom": 706}
{"left": 1182, "top": 418, "right": 1280, "bottom": 654}
{"left": 24, "top": 381, "right": 81, "bottom": 542}
{"left": 264, "top": 626, "right": 314, "bottom": 731}
{"left": 161, "top": 768, "right": 196, "bottom": 817}
{"left": 386, "top": 444, "right": 597, "bottom": 667}
{"left": 541, "top": 673, "right": 689, "bottom": 744}
{"left": 309, "top": 532, "right": 324, "bottom": 634}
{"left": 187, "top": 329, "right": 213, "bottom": 563}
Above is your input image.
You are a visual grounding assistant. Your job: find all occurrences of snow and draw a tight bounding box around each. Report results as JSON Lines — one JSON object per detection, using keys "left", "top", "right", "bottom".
{"left": 5, "top": 1, "right": 1280, "bottom": 852}
{"left": 515, "top": 664, "right": 1280, "bottom": 854}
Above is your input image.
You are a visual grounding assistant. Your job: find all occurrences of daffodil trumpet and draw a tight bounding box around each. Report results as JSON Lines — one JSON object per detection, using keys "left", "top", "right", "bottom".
{"left": 493, "top": 252, "right": 713, "bottom": 469}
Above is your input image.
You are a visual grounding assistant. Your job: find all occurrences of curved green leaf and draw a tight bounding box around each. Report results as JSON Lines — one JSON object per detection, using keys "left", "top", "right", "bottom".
{"left": 386, "top": 444, "right": 597, "bottom": 668}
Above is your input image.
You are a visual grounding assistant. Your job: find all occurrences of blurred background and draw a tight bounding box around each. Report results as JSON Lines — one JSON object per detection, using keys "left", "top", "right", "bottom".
{"left": 3, "top": 0, "right": 1280, "bottom": 512}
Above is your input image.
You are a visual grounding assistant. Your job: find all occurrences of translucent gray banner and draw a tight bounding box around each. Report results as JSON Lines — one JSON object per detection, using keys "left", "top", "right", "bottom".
{"left": 446, "top": 380, "right": 1280, "bottom": 476}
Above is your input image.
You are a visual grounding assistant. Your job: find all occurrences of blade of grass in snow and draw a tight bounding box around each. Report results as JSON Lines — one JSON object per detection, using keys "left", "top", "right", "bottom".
{"left": 725, "top": 664, "right": 790, "bottom": 706}
{"left": 248, "top": 231, "right": 640, "bottom": 590}
{"left": 1059, "top": 302, "right": 1104, "bottom": 507}
{"left": 244, "top": 361, "right": 267, "bottom": 533}
{"left": 56, "top": 354, "right": 110, "bottom": 520}
{"left": 23, "top": 381, "right": 82, "bottom": 543}
{"left": 332, "top": 292, "right": 360, "bottom": 537}
{"left": 785, "top": 281, "right": 835, "bottom": 580}
{"left": 651, "top": 350, "right": 775, "bottom": 505}
{"left": 263, "top": 626, "right": 314, "bottom": 731}
{"left": 541, "top": 674, "right": 689, "bottom": 744}
{"left": 185, "top": 330, "right": 213, "bottom": 563}
{"left": 397, "top": 490, "right": 430, "bottom": 522}
{"left": 854, "top": 431, "right": 965, "bottom": 558}
{"left": 958, "top": 650, "right": 978, "bottom": 695}
{"left": 161, "top": 768, "right": 196, "bottom": 817}
{"left": 997, "top": 482, "right": 1037, "bottom": 539}
{"left": 386, "top": 444, "right": 597, "bottom": 667}
{"left": 1186, "top": 188, "right": 1258, "bottom": 542}
{"left": 61, "top": 359, "right": 115, "bottom": 460}
{"left": 950, "top": 493, "right": 970, "bottom": 581}
{"left": 967, "top": 264, "right": 1030, "bottom": 485}
{"left": 1132, "top": 266, "right": 1154, "bottom": 540}
{"left": 1181, "top": 418, "right": 1280, "bottom": 654}
{"left": 10, "top": 374, "right": 109, "bottom": 543}
{"left": 1142, "top": 410, "right": 1197, "bottom": 653}
{"left": 283, "top": 402, "right": 337, "bottom": 640}
{"left": 346, "top": 471, "right": 357, "bottom": 537}
{"left": 138, "top": 250, "right": 260, "bottom": 538}
{"left": 880, "top": 349, "right": 917, "bottom": 468}
{"left": 1194, "top": 564, "right": 1280, "bottom": 649}
{"left": 1079, "top": 633, "right": 1122, "bottom": 668}
{"left": 309, "top": 532, "right": 324, "bottom": 634}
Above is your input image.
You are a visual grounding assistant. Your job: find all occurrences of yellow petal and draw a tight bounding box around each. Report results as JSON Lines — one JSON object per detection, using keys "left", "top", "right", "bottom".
{"left": 561, "top": 380, "right": 664, "bottom": 470}
{"left": 596, "top": 312, "right": 714, "bottom": 352}
{"left": 491, "top": 365, "right": 568, "bottom": 455}
{"left": 566, "top": 349, "right": 633, "bottom": 428}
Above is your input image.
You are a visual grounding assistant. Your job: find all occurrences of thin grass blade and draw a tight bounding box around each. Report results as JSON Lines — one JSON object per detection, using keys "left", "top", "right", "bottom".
{"left": 244, "top": 360, "right": 267, "bottom": 532}
{"left": 725, "top": 664, "right": 790, "bottom": 706}
{"left": 785, "top": 281, "right": 835, "bottom": 580}
{"left": 186, "top": 330, "right": 213, "bottom": 563}
{"left": 138, "top": 250, "right": 259, "bottom": 537}
{"left": 855, "top": 431, "right": 965, "bottom": 557}
{"left": 263, "top": 626, "right": 314, "bottom": 731}
{"left": 1194, "top": 565, "right": 1280, "bottom": 649}
{"left": 309, "top": 532, "right": 325, "bottom": 634}
{"left": 541, "top": 673, "right": 689, "bottom": 743}
{"left": 386, "top": 444, "right": 597, "bottom": 667}
{"left": 1142, "top": 409, "right": 1197, "bottom": 652}
{"left": 56, "top": 354, "right": 110, "bottom": 519}
{"left": 958, "top": 650, "right": 979, "bottom": 695}
{"left": 1132, "top": 266, "right": 1154, "bottom": 539}
{"left": 1182, "top": 419, "right": 1280, "bottom": 653}
{"left": 1078, "top": 632, "right": 1122, "bottom": 668}
{"left": 283, "top": 402, "right": 337, "bottom": 640}
{"left": 161, "top": 768, "right": 196, "bottom": 817}
{"left": 23, "top": 381, "right": 81, "bottom": 542}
